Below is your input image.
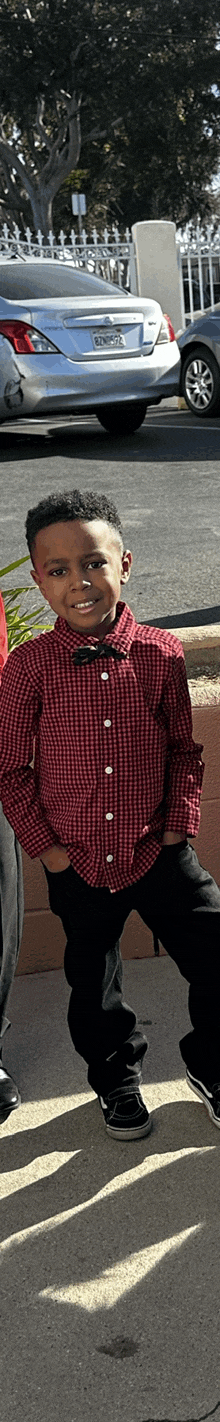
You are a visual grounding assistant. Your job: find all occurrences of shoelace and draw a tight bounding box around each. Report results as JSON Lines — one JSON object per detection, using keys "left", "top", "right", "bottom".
{"left": 73, "top": 642, "right": 128, "bottom": 666}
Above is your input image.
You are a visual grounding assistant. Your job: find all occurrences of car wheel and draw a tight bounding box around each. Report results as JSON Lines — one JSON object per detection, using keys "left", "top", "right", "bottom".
{"left": 182, "top": 345, "right": 220, "bottom": 417}
{"left": 95, "top": 400, "right": 148, "bottom": 435}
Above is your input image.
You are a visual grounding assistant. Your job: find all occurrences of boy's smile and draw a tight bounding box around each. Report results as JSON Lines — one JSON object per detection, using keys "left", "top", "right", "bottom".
{"left": 31, "top": 517, "right": 133, "bottom": 638}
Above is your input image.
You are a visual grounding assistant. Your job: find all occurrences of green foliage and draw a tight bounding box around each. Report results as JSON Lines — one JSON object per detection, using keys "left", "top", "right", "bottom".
{"left": 0, "top": 556, "right": 53, "bottom": 652}
{"left": 0, "top": 0, "right": 220, "bottom": 230}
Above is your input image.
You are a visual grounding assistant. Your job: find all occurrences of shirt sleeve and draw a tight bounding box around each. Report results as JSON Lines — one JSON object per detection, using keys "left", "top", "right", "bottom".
{"left": 0, "top": 591, "right": 8, "bottom": 680}
{"left": 161, "top": 644, "right": 205, "bottom": 835}
{"left": 0, "top": 647, "right": 57, "bottom": 858}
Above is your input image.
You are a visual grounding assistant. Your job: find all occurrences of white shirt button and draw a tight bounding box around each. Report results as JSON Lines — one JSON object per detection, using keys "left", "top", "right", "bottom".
{"left": 104, "top": 719, "right": 111, "bottom": 727}
{"left": 105, "top": 765, "right": 113, "bottom": 774}
{"left": 101, "top": 671, "right": 109, "bottom": 680}
{"left": 107, "top": 854, "right": 113, "bottom": 863}
{"left": 106, "top": 811, "right": 113, "bottom": 820}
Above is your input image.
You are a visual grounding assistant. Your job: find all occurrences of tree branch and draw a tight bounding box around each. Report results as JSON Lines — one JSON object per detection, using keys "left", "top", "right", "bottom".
{"left": 34, "top": 97, "right": 54, "bottom": 154}
{"left": 39, "top": 92, "right": 82, "bottom": 198}
{"left": 0, "top": 158, "right": 22, "bottom": 210}
{"left": 0, "top": 135, "right": 36, "bottom": 206}
{"left": 82, "top": 116, "right": 123, "bottom": 144}
{"left": 25, "top": 125, "right": 39, "bottom": 167}
{"left": 70, "top": 43, "right": 85, "bottom": 76}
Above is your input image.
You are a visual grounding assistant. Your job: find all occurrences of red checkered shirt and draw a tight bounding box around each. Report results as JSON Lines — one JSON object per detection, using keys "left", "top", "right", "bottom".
{"left": 0, "top": 600, "right": 204, "bottom": 891}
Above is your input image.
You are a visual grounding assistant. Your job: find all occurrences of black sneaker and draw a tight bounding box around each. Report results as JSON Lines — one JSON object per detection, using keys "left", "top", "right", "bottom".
{"left": 186, "top": 1068, "right": 220, "bottom": 1128}
{"left": 0, "top": 1057, "right": 21, "bottom": 1112}
{"left": 98, "top": 1086, "right": 152, "bottom": 1140}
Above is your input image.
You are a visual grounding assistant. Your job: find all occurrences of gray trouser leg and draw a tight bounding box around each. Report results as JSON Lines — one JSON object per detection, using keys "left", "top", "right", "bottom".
{"left": 0, "top": 803, "right": 24, "bottom": 1045}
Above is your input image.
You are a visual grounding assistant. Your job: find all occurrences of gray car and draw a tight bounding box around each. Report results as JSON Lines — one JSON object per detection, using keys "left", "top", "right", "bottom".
{"left": 178, "top": 305, "right": 220, "bottom": 417}
{"left": 0, "top": 257, "right": 180, "bottom": 435}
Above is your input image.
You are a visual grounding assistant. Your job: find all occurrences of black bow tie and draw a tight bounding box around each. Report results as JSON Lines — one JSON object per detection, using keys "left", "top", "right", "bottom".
{"left": 73, "top": 642, "right": 128, "bottom": 667}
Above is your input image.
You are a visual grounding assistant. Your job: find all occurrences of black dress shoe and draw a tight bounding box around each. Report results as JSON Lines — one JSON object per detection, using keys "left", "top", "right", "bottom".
{"left": 0, "top": 1057, "right": 21, "bottom": 1111}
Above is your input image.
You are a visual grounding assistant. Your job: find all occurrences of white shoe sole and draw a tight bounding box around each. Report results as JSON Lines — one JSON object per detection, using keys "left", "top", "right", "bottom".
{"left": 106, "top": 1113, "right": 153, "bottom": 1140}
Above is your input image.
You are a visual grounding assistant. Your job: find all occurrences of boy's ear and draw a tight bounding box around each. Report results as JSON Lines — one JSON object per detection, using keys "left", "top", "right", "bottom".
{"left": 121, "top": 550, "right": 133, "bottom": 583}
{"left": 30, "top": 568, "right": 49, "bottom": 604}
{"left": 30, "top": 569, "right": 41, "bottom": 588}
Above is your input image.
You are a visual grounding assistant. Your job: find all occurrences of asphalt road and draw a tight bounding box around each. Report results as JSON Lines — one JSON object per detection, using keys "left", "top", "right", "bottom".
{"left": 1, "top": 400, "right": 220, "bottom": 628}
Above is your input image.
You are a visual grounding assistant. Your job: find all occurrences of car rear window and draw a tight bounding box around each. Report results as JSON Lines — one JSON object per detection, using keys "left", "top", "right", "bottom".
{"left": 0, "top": 262, "right": 124, "bottom": 301}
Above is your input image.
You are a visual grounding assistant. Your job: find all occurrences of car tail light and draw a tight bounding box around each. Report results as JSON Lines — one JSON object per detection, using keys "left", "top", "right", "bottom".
{"left": 0, "top": 320, "right": 58, "bottom": 353}
{"left": 156, "top": 314, "right": 176, "bottom": 344}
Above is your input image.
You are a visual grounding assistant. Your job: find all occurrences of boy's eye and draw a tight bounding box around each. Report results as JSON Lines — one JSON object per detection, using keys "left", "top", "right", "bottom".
{"left": 50, "top": 559, "right": 105, "bottom": 577}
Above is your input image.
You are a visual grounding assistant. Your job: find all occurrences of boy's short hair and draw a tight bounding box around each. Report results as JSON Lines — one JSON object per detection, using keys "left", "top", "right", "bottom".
{"left": 25, "top": 489, "right": 124, "bottom": 564}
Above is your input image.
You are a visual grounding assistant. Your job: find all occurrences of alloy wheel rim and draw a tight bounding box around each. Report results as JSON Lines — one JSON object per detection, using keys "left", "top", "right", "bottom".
{"left": 185, "top": 357, "right": 214, "bottom": 410}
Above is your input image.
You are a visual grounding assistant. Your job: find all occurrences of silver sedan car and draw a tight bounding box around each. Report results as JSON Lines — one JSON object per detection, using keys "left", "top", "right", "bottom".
{"left": 178, "top": 305, "right": 220, "bottom": 417}
{"left": 0, "top": 257, "right": 180, "bottom": 435}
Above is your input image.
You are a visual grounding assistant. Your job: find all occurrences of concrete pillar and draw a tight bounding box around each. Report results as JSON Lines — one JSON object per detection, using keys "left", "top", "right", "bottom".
{"left": 131, "top": 220, "right": 183, "bottom": 333}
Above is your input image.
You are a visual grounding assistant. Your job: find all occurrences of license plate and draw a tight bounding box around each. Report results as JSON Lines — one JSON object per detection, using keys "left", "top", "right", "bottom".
{"left": 92, "top": 327, "right": 126, "bottom": 349}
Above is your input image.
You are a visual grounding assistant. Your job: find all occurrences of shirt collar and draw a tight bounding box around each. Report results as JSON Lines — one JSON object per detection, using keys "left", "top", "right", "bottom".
{"left": 53, "top": 601, "right": 137, "bottom": 657}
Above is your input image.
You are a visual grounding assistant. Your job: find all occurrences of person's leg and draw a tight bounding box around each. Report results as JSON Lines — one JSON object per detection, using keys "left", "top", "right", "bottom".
{"left": 44, "top": 864, "right": 147, "bottom": 1095}
{"left": 0, "top": 804, "right": 24, "bottom": 1110}
{"left": 44, "top": 863, "right": 151, "bottom": 1138}
{"left": 135, "top": 841, "right": 220, "bottom": 1087}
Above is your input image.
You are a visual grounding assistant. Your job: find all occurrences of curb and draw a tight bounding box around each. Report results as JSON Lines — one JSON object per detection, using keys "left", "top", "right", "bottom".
{"left": 166, "top": 623, "right": 220, "bottom": 679}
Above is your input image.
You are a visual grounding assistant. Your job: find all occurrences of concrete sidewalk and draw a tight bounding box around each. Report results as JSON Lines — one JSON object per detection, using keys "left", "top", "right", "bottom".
{"left": 1, "top": 955, "right": 220, "bottom": 1422}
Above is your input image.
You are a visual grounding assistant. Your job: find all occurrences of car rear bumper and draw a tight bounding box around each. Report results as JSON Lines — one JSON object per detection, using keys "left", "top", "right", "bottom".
{"left": 1, "top": 344, "right": 180, "bottom": 420}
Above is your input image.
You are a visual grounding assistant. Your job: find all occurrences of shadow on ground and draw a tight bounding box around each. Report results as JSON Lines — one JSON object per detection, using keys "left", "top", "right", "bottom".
{"left": 1, "top": 959, "right": 220, "bottom": 1422}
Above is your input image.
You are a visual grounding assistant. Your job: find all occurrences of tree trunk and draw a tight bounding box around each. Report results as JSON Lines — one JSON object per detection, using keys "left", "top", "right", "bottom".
{"left": 28, "top": 188, "right": 53, "bottom": 237}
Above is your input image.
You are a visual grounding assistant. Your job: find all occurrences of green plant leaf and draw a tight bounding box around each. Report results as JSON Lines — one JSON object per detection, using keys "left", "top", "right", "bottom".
{"left": 0, "top": 556, "right": 53, "bottom": 651}
{"left": 0, "top": 556, "right": 30, "bottom": 576}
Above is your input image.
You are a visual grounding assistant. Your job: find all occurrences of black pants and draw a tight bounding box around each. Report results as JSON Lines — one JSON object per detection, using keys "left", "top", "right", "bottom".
{"left": 44, "top": 840, "right": 220, "bottom": 1095}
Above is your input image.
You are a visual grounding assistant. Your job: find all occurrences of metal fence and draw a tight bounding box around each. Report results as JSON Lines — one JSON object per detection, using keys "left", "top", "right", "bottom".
{"left": 2, "top": 218, "right": 220, "bottom": 325}
{"left": 0, "top": 221, "right": 138, "bottom": 293}
{"left": 176, "top": 224, "right": 220, "bottom": 326}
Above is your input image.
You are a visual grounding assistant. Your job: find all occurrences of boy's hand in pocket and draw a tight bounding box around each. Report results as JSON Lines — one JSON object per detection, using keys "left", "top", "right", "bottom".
{"left": 40, "top": 846, "right": 71, "bottom": 872}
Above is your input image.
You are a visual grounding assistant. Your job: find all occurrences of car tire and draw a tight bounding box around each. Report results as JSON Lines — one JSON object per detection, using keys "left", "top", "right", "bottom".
{"left": 181, "top": 345, "right": 220, "bottom": 417}
{"left": 95, "top": 400, "right": 148, "bottom": 435}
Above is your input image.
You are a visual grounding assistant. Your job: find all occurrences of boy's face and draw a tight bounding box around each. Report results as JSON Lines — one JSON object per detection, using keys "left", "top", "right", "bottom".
{"left": 31, "top": 518, "right": 133, "bottom": 638}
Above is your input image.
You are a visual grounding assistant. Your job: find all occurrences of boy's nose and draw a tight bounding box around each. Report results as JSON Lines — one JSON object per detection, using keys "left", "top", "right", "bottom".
{"left": 69, "top": 576, "right": 91, "bottom": 591}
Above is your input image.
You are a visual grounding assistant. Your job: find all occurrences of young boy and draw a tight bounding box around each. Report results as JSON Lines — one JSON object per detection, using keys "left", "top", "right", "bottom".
{"left": 0, "top": 486, "right": 220, "bottom": 1140}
